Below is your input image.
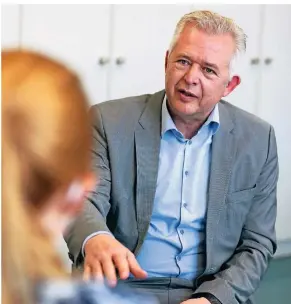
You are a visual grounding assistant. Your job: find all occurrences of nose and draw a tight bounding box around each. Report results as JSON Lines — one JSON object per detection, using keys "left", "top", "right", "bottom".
{"left": 184, "top": 63, "right": 200, "bottom": 86}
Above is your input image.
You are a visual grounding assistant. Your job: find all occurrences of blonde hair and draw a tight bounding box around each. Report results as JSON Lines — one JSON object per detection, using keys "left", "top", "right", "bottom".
{"left": 2, "top": 49, "right": 92, "bottom": 303}
{"left": 169, "top": 10, "right": 247, "bottom": 73}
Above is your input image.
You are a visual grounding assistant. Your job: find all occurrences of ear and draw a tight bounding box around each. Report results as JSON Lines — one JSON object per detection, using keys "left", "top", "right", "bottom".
{"left": 60, "top": 173, "right": 98, "bottom": 215}
{"left": 83, "top": 172, "right": 98, "bottom": 194}
{"left": 62, "top": 172, "right": 96, "bottom": 203}
{"left": 69, "top": 172, "right": 97, "bottom": 202}
{"left": 223, "top": 75, "right": 241, "bottom": 97}
{"left": 165, "top": 50, "right": 169, "bottom": 72}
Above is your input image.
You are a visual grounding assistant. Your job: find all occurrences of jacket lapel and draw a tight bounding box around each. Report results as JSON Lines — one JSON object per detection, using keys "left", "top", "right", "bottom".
{"left": 205, "top": 101, "right": 236, "bottom": 270}
{"left": 134, "top": 90, "right": 165, "bottom": 254}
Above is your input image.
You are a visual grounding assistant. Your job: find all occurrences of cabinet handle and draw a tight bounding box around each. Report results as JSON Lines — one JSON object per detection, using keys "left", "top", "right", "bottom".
{"left": 250, "top": 58, "right": 260, "bottom": 65}
{"left": 98, "top": 57, "right": 110, "bottom": 65}
{"left": 116, "top": 57, "right": 126, "bottom": 65}
{"left": 264, "top": 58, "right": 273, "bottom": 65}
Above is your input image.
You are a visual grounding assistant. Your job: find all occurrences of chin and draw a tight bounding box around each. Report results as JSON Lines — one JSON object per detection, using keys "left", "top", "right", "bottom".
{"left": 176, "top": 104, "right": 199, "bottom": 116}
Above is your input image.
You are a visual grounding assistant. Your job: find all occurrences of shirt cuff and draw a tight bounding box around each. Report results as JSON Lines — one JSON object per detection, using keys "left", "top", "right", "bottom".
{"left": 81, "top": 231, "right": 114, "bottom": 257}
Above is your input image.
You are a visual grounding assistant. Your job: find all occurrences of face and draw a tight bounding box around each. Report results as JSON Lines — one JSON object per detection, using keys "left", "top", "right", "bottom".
{"left": 165, "top": 24, "right": 240, "bottom": 122}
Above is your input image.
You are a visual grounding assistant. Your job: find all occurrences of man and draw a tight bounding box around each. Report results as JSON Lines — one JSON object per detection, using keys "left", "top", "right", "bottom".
{"left": 65, "top": 10, "right": 278, "bottom": 304}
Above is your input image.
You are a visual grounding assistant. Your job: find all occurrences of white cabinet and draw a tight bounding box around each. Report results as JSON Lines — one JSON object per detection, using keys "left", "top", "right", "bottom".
{"left": 21, "top": 4, "right": 111, "bottom": 104}
{"left": 7, "top": 4, "right": 266, "bottom": 111}
{"left": 20, "top": 4, "right": 192, "bottom": 103}
{"left": 109, "top": 4, "right": 191, "bottom": 100}
{"left": 257, "top": 5, "right": 291, "bottom": 241}
{"left": 191, "top": 4, "right": 263, "bottom": 114}
{"left": 1, "top": 4, "right": 20, "bottom": 48}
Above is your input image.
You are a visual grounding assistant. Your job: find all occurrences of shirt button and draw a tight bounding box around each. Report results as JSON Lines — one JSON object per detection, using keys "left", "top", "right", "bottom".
{"left": 180, "top": 229, "right": 184, "bottom": 235}
{"left": 177, "top": 256, "right": 181, "bottom": 261}
{"left": 183, "top": 203, "right": 187, "bottom": 208}
{"left": 188, "top": 140, "right": 192, "bottom": 145}
{"left": 185, "top": 171, "right": 189, "bottom": 176}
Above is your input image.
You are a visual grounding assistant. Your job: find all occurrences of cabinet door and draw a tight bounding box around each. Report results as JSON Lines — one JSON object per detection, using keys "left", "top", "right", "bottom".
{"left": 258, "top": 5, "right": 291, "bottom": 241}
{"left": 1, "top": 4, "right": 21, "bottom": 48}
{"left": 109, "top": 4, "right": 192, "bottom": 100}
{"left": 21, "top": 4, "right": 111, "bottom": 104}
{"left": 191, "top": 4, "right": 263, "bottom": 114}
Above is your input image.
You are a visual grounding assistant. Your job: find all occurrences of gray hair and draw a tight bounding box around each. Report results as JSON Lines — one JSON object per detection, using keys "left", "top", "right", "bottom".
{"left": 169, "top": 10, "right": 247, "bottom": 74}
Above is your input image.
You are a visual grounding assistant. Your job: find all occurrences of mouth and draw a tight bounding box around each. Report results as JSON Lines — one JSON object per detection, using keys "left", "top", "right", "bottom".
{"left": 178, "top": 89, "right": 198, "bottom": 99}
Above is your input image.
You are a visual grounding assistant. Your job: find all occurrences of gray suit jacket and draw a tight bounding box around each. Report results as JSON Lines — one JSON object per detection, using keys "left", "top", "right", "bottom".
{"left": 65, "top": 90, "right": 278, "bottom": 304}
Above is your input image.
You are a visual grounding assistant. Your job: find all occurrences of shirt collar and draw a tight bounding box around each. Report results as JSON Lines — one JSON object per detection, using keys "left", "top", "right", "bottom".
{"left": 161, "top": 95, "right": 220, "bottom": 137}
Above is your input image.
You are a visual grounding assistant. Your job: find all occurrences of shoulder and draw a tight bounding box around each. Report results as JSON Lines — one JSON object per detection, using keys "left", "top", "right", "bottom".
{"left": 219, "top": 100, "right": 274, "bottom": 144}
{"left": 219, "top": 101, "right": 277, "bottom": 172}
{"left": 90, "top": 93, "right": 152, "bottom": 124}
{"left": 89, "top": 90, "right": 164, "bottom": 135}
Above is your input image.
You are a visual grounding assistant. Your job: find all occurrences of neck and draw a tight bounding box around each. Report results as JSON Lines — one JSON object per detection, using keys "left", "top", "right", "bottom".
{"left": 168, "top": 107, "right": 213, "bottom": 139}
{"left": 174, "top": 116, "right": 206, "bottom": 139}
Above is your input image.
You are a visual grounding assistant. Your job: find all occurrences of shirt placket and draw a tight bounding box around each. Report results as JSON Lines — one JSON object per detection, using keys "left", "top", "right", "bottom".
{"left": 175, "top": 138, "right": 192, "bottom": 276}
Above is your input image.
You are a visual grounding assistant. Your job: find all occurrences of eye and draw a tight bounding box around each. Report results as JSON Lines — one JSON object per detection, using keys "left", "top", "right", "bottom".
{"left": 204, "top": 67, "right": 216, "bottom": 75}
{"left": 177, "top": 59, "right": 190, "bottom": 66}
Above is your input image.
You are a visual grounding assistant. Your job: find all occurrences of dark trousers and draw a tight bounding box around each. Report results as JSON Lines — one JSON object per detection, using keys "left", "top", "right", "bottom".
{"left": 123, "top": 277, "right": 194, "bottom": 304}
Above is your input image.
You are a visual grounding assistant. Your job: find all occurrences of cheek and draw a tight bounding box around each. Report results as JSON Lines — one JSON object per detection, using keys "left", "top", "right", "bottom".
{"left": 42, "top": 215, "right": 70, "bottom": 238}
{"left": 166, "top": 67, "right": 184, "bottom": 87}
{"left": 201, "top": 80, "right": 226, "bottom": 99}
{"left": 54, "top": 215, "right": 77, "bottom": 236}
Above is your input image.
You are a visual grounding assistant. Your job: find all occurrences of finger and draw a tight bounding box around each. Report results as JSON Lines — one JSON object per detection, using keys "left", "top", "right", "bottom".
{"left": 83, "top": 264, "right": 91, "bottom": 281}
{"left": 128, "top": 254, "right": 147, "bottom": 278}
{"left": 101, "top": 257, "right": 118, "bottom": 287}
{"left": 90, "top": 260, "right": 104, "bottom": 282}
{"left": 112, "top": 254, "right": 130, "bottom": 280}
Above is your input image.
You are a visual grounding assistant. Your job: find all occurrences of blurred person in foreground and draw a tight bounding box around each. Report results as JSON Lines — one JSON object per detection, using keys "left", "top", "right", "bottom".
{"left": 2, "top": 49, "right": 157, "bottom": 304}
{"left": 65, "top": 10, "right": 279, "bottom": 304}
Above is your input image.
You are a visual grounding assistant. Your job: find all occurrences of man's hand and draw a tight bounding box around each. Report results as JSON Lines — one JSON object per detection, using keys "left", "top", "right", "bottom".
{"left": 181, "top": 298, "right": 211, "bottom": 304}
{"left": 83, "top": 234, "right": 147, "bottom": 286}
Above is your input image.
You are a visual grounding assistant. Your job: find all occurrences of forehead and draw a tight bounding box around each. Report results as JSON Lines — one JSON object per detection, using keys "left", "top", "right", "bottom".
{"left": 173, "top": 24, "right": 235, "bottom": 67}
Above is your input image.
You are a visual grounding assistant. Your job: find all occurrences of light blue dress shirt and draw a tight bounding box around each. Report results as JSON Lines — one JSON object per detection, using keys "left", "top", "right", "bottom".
{"left": 135, "top": 96, "right": 220, "bottom": 280}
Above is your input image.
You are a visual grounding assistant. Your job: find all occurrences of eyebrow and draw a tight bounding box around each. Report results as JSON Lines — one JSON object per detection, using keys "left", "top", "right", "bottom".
{"left": 201, "top": 61, "right": 219, "bottom": 71}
